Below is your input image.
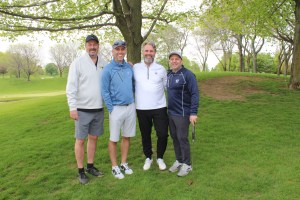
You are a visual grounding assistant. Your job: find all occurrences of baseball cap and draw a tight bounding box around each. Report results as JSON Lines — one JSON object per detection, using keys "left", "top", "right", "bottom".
{"left": 86, "top": 34, "right": 99, "bottom": 43}
{"left": 112, "top": 40, "right": 126, "bottom": 49}
{"left": 169, "top": 51, "right": 182, "bottom": 60}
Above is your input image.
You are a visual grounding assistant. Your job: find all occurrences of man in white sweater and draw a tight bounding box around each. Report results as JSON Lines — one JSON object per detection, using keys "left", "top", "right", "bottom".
{"left": 133, "top": 42, "right": 169, "bottom": 171}
{"left": 66, "top": 34, "right": 106, "bottom": 184}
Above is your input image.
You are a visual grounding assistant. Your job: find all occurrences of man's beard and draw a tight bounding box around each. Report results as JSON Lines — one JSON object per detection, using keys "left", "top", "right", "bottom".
{"left": 144, "top": 56, "right": 154, "bottom": 64}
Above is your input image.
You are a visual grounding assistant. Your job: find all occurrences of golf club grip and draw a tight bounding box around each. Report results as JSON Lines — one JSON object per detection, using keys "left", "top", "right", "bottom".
{"left": 192, "top": 125, "right": 195, "bottom": 142}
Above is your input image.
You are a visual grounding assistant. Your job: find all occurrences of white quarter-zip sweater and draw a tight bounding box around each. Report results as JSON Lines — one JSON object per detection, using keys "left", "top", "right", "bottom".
{"left": 66, "top": 52, "right": 104, "bottom": 111}
{"left": 133, "top": 61, "right": 167, "bottom": 110}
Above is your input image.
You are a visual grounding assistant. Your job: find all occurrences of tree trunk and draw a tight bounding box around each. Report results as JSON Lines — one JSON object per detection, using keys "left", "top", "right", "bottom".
{"left": 251, "top": 39, "right": 257, "bottom": 73}
{"left": 253, "top": 53, "right": 257, "bottom": 73}
{"left": 126, "top": 40, "right": 142, "bottom": 64}
{"left": 236, "top": 34, "right": 245, "bottom": 72}
{"left": 228, "top": 50, "right": 232, "bottom": 71}
{"left": 277, "top": 44, "right": 283, "bottom": 76}
{"left": 283, "top": 48, "right": 289, "bottom": 77}
{"left": 113, "top": 0, "right": 143, "bottom": 64}
{"left": 289, "top": 0, "right": 300, "bottom": 89}
{"left": 246, "top": 54, "right": 251, "bottom": 72}
{"left": 17, "top": 66, "right": 21, "bottom": 78}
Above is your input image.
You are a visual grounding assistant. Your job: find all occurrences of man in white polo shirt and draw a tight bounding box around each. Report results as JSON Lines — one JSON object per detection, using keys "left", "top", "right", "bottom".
{"left": 133, "top": 42, "right": 169, "bottom": 171}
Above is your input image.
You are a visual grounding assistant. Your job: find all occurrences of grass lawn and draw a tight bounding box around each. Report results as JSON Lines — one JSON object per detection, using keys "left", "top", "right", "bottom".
{"left": 0, "top": 73, "right": 299, "bottom": 199}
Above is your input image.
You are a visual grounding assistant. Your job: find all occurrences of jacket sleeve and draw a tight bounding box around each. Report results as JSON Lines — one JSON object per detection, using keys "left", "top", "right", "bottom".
{"left": 130, "top": 65, "right": 135, "bottom": 93}
{"left": 66, "top": 61, "right": 78, "bottom": 111}
{"left": 163, "top": 68, "right": 167, "bottom": 89}
{"left": 186, "top": 72, "right": 199, "bottom": 115}
{"left": 101, "top": 66, "right": 113, "bottom": 113}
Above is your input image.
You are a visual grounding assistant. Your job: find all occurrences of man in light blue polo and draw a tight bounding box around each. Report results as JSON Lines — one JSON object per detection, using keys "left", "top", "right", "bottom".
{"left": 101, "top": 40, "right": 136, "bottom": 179}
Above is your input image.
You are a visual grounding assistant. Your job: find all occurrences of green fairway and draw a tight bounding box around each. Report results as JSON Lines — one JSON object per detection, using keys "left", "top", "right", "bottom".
{"left": 0, "top": 73, "right": 299, "bottom": 199}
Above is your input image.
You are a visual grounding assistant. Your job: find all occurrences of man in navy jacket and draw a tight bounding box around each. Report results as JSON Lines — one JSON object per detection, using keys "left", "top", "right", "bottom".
{"left": 167, "top": 51, "right": 199, "bottom": 177}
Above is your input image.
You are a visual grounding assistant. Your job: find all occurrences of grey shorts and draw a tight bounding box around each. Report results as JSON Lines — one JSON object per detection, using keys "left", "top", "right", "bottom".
{"left": 75, "top": 110, "right": 104, "bottom": 139}
{"left": 109, "top": 103, "right": 136, "bottom": 142}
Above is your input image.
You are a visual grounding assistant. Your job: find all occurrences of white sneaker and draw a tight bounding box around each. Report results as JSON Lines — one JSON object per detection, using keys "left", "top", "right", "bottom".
{"left": 169, "top": 160, "right": 182, "bottom": 173}
{"left": 112, "top": 166, "right": 124, "bottom": 179}
{"left": 143, "top": 158, "right": 153, "bottom": 170}
{"left": 120, "top": 163, "right": 133, "bottom": 175}
{"left": 177, "top": 164, "right": 192, "bottom": 177}
{"left": 157, "top": 158, "right": 167, "bottom": 170}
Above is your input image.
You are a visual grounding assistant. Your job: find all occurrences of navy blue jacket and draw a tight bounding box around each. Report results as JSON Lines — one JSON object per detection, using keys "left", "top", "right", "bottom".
{"left": 167, "top": 66, "right": 199, "bottom": 117}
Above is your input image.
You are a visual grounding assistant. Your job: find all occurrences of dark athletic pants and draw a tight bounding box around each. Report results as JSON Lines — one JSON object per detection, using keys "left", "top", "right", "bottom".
{"left": 136, "top": 107, "right": 169, "bottom": 159}
{"left": 168, "top": 115, "right": 191, "bottom": 165}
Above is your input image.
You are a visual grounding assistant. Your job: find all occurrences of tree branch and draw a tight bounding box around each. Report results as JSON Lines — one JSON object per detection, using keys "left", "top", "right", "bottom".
{"left": 2, "top": 23, "right": 116, "bottom": 32}
{"left": 4, "top": 0, "right": 60, "bottom": 8}
{"left": 0, "top": 9, "right": 114, "bottom": 22}
{"left": 142, "top": 16, "right": 170, "bottom": 23}
{"left": 143, "top": 0, "right": 168, "bottom": 41}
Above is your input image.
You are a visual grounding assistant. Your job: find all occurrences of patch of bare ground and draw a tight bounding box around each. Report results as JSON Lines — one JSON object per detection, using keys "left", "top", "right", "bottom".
{"left": 200, "top": 76, "right": 270, "bottom": 101}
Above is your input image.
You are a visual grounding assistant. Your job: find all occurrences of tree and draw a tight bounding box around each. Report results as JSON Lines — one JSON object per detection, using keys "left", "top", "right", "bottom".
{"left": 242, "top": 35, "right": 265, "bottom": 73}
{"left": 0, "top": 52, "right": 10, "bottom": 77}
{"left": 147, "top": 25, "right": 189, "bottom": 56}
{"left": 50, "top": 43, "right": 80, "bottom": 77}
{"left": 276, "top": 41, "right": 292, "bottom": 76}
{"left": 8, "top": 44, "right": 40, "bottom": 81}
{"left": 255, "top": 53, "right": 277, "bottom": 73}
{"left": 289, "top": 0, "right": 300, "bottom": 88}
{"left": 192, "top": 27, "right": 214, "bottom": 72}
{"left": 7, "top": 46, "right": 24, "bottom": 78}
{"left": 45, "top": 63, "right": 58, "bottom": 76}
{"left": 0, "top": 0, "right": 188, "bottom": 64}
{"left": 200, "top": 0, "right": 300, "bottom": 88}
{"left": 0, "top": 64, "right": 8, "bottom": 77}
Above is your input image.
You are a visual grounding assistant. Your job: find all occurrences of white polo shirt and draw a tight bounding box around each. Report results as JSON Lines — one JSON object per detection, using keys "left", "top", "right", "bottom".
{"left": 133, "top": 61, "right": 167, "bottom": 110}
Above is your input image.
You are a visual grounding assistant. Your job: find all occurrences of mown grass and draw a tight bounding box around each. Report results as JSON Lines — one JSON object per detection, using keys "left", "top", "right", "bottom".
{"left": 0, "top": 73, "right": 299, "bottom": 200}
{"left": 0, "top": 77, "right": 66, "bottom": 95}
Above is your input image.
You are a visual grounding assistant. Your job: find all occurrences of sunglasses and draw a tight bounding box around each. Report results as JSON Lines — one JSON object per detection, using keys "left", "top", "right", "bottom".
{"left": 113, "top": 41, "right": 126, "bottom": 46}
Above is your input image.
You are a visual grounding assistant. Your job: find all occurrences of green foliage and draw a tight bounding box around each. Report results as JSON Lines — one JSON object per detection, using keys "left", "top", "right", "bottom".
{"left": 255, "top": 53, "right": 277, "bottom": 73}
{"left": 0, "top": 64, "right": 8, "bottom": 77}
{"left": 213, "top": 53, "right": 277, "bottom": 74}
{"left": 183, "top": 57, "right": 200, "bottom": 73}
{"left": 0, "top": 73, "right": 299, "bottom": 199}
{"left": 200, "top": 0, "right": 294, "bottom": 38}
{"left": 157, "top": 56, "right": 200, "bottom": 73}
{"left": 45, "top": 63, "right": 58, "bottom": 76}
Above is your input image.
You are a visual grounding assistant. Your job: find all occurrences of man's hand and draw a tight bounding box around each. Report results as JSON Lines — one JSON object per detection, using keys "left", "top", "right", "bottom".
{"left": 70, "top": 110, "right": 78, "bottom": 120}
{"left": 189, "top": 115, "right": 197, "bottom": 126}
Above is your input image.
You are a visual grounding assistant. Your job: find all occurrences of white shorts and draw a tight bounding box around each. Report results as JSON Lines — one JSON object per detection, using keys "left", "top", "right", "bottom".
{"left": 109, "top": 103, "right": 136, "bottom": 142}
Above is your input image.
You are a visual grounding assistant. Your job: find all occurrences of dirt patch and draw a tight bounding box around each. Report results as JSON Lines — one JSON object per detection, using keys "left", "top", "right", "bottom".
{"left": 200, "top": 76, "right": 268, "bottom": 101}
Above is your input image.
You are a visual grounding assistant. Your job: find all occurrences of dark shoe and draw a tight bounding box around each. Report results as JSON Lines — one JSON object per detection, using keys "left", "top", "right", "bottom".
{"left": 86, "top": 167, "right": 104, "bottom": 177}
{"left": 78, "top": 172, "right": 88, "bottom": 184}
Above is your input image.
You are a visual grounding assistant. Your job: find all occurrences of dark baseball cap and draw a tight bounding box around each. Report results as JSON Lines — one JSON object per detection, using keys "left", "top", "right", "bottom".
{"left": 169, "top": 51, "right": 182, "bottom": 60}
{"left": 86, "top": 34, "right": 99, "bottom": 43}
{"left": 112, "top": 40, "right": 126, "bottom": 49}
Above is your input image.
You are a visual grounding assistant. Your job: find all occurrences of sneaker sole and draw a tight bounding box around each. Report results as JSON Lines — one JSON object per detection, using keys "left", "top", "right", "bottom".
{"left": 87, "top": 172, "right": 104, "bottom": 177}
{"left": 114, "top": 176, "right": 124, "bottom": 179}
{"left": 177, "top": 170, "right": 192, "bottom": 177}
{"left": 143, "top": 165, "right": 152, "bottom": 171}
